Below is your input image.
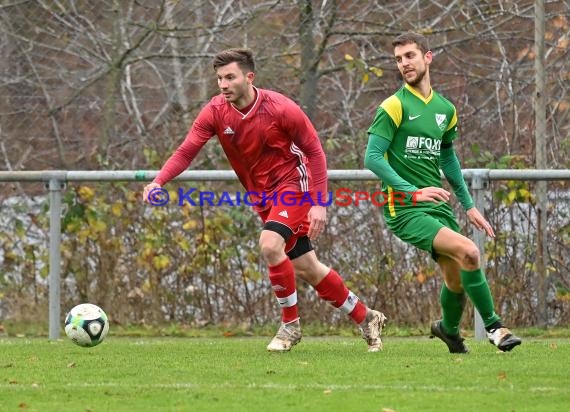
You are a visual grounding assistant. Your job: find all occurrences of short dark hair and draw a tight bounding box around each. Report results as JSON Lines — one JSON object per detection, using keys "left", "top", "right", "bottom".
{"left": 212, "top": 48, "right": 255, "bottom": 72}
{"left": 392, "top": 32, "right": 430, "bottom": 54}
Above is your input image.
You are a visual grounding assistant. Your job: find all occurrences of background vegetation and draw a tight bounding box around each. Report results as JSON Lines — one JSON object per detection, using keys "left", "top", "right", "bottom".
{"left": 0, "top": 1, "right": 568, "bottom": 331}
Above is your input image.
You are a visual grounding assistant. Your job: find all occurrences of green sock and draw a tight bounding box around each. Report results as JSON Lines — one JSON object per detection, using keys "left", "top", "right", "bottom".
{"left": 460, "top": 268, "right": 501, "bottom": 327}
{"left": 440, "top": 284, "right": 465, "bottom": 336}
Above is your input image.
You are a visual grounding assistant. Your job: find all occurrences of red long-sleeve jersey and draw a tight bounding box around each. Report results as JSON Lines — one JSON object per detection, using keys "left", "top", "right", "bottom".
{"left": 154, "top": 87, "right": 327, "bottom": 210}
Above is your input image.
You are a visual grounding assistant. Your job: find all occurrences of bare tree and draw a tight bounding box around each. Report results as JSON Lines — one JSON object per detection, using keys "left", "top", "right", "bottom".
{"left": 0, "top": 0, "right": 569, "bottom": 327}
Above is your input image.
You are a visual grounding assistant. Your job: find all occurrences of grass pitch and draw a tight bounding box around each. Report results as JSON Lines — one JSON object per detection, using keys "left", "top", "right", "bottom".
{"left": 1, "top": 335, "right": 568, "bottom": 412}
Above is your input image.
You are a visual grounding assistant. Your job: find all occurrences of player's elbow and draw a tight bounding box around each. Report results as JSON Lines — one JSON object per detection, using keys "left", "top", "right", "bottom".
{"left": 363, "top": 151, "right": 375, "bottom": 171}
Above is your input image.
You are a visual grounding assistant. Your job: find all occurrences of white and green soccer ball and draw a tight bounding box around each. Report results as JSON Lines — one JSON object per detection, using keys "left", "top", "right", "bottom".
{"left": 64, "top": 303, "right": 109, "bottom": 347}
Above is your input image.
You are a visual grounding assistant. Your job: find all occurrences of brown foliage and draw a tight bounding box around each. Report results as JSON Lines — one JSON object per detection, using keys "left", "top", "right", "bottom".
{"left": 0, "top": 1, "right": 569, "bottom": 329}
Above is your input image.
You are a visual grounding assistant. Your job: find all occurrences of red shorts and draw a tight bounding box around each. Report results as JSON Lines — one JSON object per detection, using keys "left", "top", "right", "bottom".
{"left": 256, "top": 192, "right": 311, "bottom": 253}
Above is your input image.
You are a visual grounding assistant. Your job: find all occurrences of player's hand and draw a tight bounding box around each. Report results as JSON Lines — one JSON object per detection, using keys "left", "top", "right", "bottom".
{"left": 307, "top": 205, "right": 326, "bottom": 240}
{"left": 413, "top": 187, "right": 450, "bottom": 203}
{"left": 143, "top": 182, "right": 161, "bottom": 203}
{"left": 466, "top": 207, "right": 495, "bottom": 238}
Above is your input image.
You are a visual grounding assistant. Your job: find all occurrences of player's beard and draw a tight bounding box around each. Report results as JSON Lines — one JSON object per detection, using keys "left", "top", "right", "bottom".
{"left": 227, "top": 81, "right": 250, "bottom": 108}
{"left": 404, "top": 66, "right": 426, "bottom": 87}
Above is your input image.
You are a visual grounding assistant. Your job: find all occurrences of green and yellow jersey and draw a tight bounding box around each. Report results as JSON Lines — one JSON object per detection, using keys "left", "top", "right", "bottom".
{"left": 366, "top": 83, "right": 459, "bottom": 216}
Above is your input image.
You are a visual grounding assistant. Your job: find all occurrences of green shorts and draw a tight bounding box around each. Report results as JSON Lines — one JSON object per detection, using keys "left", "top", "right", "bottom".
{"left": 384, "top": 204, "right": 460, "bottom": 260}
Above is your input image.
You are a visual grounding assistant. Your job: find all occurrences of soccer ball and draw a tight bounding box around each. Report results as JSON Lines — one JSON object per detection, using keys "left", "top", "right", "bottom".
{"left": 64, "top": 303, "right": 109, "bottom": 347}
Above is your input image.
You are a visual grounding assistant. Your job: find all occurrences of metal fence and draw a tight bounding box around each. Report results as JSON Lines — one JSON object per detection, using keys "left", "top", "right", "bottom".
{"left": 0, "top": 169, "right": 569, "bottom": 340}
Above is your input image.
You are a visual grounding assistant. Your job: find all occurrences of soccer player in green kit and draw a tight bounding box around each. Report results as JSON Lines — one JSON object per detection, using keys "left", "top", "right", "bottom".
{"left": 365, "top": 32, "right": 521, "bottom": 353}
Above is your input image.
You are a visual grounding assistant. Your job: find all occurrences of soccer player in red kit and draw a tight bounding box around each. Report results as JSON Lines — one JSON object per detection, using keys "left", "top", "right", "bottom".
{"left": 143, "top": 48, "right": 386, "bottom": 352}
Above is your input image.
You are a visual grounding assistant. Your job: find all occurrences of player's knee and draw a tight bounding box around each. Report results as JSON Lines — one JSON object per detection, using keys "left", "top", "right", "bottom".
{"left": 292, "top": 259, "right": 321, "bottom": 281}
{"left": 292, "top": 258, "right": 328, "bottom": 286}
{"left": 293, "top": 264, "right": 310, "bottom": 280}
{"left": 461, "top": 243, "right": 481, "bottom": 270}
{"left": 259, "top": 237, "right": 285, "bottom": 264}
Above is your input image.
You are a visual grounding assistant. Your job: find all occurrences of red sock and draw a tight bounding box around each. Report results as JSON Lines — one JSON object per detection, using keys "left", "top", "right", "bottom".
{"left": 314, "top": 269, "right": 367, "bottom": 324}
{"left": 268, "top": 258, "right": 299, "bottom": 323}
